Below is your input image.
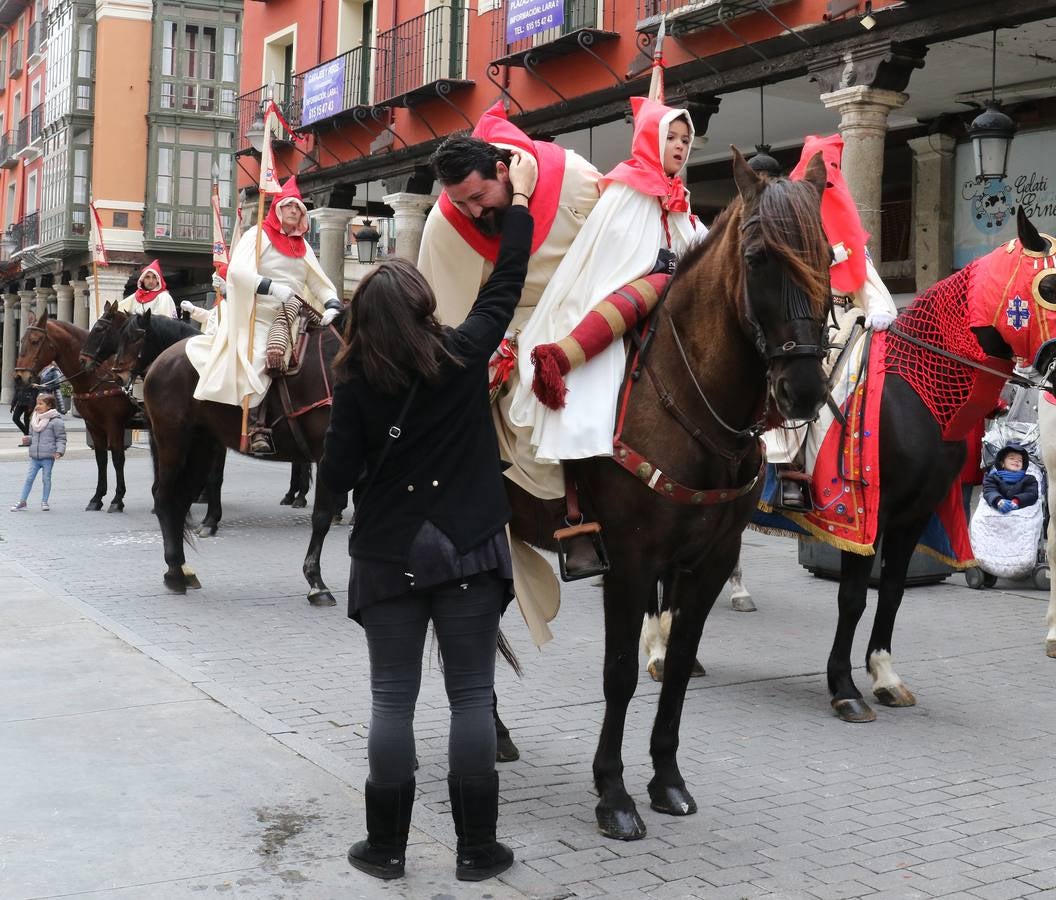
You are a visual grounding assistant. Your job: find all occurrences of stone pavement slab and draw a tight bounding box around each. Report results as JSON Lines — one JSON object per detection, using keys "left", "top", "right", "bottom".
{"left": 2, "top": 451, "right": 1056, "bottom": 899}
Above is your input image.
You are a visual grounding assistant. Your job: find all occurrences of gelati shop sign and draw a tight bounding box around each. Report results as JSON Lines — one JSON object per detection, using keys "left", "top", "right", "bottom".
{"left": 954, "top": 128, "right": 1056, "bottom": 268}
{"left": 506, "top": 0, "right": 564, "bottom": 44}
{"left": 301, "top": 56, "right": 347, "bottom": 127}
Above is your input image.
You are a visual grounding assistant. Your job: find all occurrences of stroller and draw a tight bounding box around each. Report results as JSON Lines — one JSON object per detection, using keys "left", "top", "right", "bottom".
{"left": 966, "top": 373, "right": 1050, "bottom": 590}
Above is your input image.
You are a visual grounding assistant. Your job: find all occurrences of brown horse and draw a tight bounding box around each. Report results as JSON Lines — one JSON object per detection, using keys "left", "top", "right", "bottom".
{"left": 14, "top": 312, "right": 137, "bottom": 512}
{"left": 507, "top": 150, "right": 832, "bottom": 840}
{"left": 118, "top": 314, "right": 345, "bottom": 603}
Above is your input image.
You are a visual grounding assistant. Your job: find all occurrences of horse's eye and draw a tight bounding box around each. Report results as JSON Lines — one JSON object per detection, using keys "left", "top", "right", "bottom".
{"left": 744, "top": 249, "right": 766, "bottom": 267}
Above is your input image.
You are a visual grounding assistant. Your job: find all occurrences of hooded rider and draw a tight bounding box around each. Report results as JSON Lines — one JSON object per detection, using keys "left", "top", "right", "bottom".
{"left": 184, "top": 177, "right": 342, "bottom": 455}
{"left": 118, "top": 260, "right": 177, "bottom": 318}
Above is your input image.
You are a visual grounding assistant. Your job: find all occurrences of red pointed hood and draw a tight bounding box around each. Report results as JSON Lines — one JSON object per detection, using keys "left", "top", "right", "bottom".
{"left": 437, "top": 102, "right": 566, "bottom": 262}
{"left": 790, "top": 135, "right": 868, "bottom": 295}
{"left": 134, "top": 259, "right": 167, "bottom": 304}
{"left": 263, "top": 177, "right": 309, "bottom": 258}
{"left": 600, "top": 98, "right": 692, "bottom": 214}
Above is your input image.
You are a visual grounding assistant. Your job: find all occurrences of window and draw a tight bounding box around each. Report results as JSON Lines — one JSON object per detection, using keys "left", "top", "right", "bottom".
{"left": 5, "top": 183, "right": 15, "bottom": 224}
{"left": 26, "top": 172, "right": 38, "bottom": 215}
{"left": 150, "top": 126, "right": 235, "bottom": 242}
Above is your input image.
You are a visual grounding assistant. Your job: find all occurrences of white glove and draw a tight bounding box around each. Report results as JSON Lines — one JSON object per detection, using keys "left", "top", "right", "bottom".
{"left": 320, "top": 307, "right": 339, "bottom": 327}
{"left": 865, "top": 311, "right": 896, "bottom": 331}
{"left": 211, "top": 273, "right": 227, "bottom": 296}
{"left": 180, "top": 300, "right": 196, "bottom": 313}
{"left": 271, "top": 283, "right": 296, "bottom": 303}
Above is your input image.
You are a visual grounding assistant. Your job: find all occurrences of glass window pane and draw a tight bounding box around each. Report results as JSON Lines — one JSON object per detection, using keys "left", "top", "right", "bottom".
{"left": 178, "top": 128, "right": 213, "bottom": 147}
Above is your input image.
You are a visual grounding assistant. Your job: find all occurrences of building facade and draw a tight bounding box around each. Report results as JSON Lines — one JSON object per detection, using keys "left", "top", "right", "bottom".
{"left": 0, "top": 0, "right": 241, "bottom": 405}
{"left": 234, "top": 0, "right": 1056, "bottom": 309}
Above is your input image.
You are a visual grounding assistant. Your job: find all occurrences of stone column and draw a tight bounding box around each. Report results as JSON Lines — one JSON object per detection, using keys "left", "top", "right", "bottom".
{"left": 907, "top": 133, "right": 956, "bottom": 292}
{"left": 2, "top": 293, "right": 18, "bottom": 406}
{"left": 54, "top": 284, "right": 75, "bottom": 323}
{"left": 88, "top": 266, "right": 134, "bottom": 327}
{"left": 312, "top": 208, "right": 356, "bottom": 299}
{"left": 382, "top": 192, "right": 434, "bottom": 264}
{"left": 35, "top": 285, "right": 55, "bottom": 318}
{"left": 18, "top": 290, "right": 36, "bottom": 339}
{"left": 70, "top": 280, "right": 90, "bottom": 330}
{"left": 820, "top": 86, "right": 908, "bottom": 260}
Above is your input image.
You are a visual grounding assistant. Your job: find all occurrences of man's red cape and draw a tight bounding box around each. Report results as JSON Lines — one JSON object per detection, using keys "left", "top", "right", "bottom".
{"left": 437, "top": 102, "right": 565, "bottom": 262}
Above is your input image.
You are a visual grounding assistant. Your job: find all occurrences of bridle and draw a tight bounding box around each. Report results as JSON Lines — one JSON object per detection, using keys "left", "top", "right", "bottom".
{"left": 115, "top": 318, "right": 150, "bottom": 378}
{"left": 81, "top": 311, "right": 125, "bottom": 365}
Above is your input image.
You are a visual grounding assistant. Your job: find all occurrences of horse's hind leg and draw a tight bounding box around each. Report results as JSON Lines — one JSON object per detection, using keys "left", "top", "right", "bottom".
{"left": 196, "top": 445, "right": 226, "bottom": 537}
{"left": 648, "top": 561, "right": 729, "bottom": 817}
{"left": 86, "top": 434, "right": 107, "bottom": 511}
{"left": 728, "top": 553, "right": 757, "bottom": 612}
{"left": 293, "top": 463, "right": 311, "bottom": 508}
{"left": 304, "top": 481, "right": 337, "bottom": 607}
{"left": 280, "top": 463, "right": 298, "bottom": 505}
{"left": 153, "top": 444, "right": 191, "bottom": 593}
{"left": 594, "top": 566, "right": 653, "bottom": 841}
{"left": 493, "top": 690, "right": 519, "bottom": 762}
{"left": 107, "top": 445, "right": 126, "bottom": 513}
{"left": 829, "top": 550, "right": 875, "bottom": 723}
{"left": 866, "top": 523, "right": 926, "bottom": 708}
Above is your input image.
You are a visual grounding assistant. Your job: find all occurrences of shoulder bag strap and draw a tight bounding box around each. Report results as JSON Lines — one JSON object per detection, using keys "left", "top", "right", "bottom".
{"left": 354, "top": 376, "right": 421, "bottom": 509}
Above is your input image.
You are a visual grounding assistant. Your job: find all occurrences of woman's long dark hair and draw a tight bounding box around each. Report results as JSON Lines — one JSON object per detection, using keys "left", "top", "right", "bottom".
{"left": 333, "top": 258, "right": 461, "bottom": 392}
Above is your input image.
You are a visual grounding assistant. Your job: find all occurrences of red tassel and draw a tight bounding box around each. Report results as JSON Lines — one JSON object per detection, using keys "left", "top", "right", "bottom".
{"left": 531, "top": 344, "right": 571, "bottom": 410}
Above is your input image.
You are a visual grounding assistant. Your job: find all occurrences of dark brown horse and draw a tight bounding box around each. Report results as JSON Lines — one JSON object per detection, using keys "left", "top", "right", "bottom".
{"left": 14, "top": 312, "right": 137, "bottom": 512}
{"left": 114, "top": 313, "right": 345, "bottom": 603}
{"left": 507, "top": 150, "right": 832, "bottom": 840}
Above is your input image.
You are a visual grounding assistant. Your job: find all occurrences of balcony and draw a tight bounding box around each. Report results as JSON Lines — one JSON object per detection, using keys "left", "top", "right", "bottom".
{"left": 374, "top": 5, "right": 473, "bottom": 107}
{"left": 20, "top": 211, "right": 39, "bottom": 250}
{"left": 18, "top": 108, "right": 42, "bottom": 160}
{"left": 27, "top": 20, "right": 45, "bottom": 64}
{"left": 294, "top": 44, "right": 375, "bottom": 129}
{"left": 636, "top": 0, "right": 795, "bottom": 35}
{"left": 490, "top": 0, "right": 617, "bottom": 69}
{"left": 9, "top": 38, "right": 22, "bottom": 77}
{"left": 235, "top": 82, "right": 301, "bottom": 155}
{"left": 0, "top": 130, "right": 16, "bottom": 167}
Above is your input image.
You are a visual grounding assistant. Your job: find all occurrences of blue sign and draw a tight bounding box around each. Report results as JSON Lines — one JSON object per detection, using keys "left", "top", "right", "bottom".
{"left": 301, "top": 56, "right": 347, "bottom": 127}
{"left": 506, "top": 0, "right": 564, "bottom": 45}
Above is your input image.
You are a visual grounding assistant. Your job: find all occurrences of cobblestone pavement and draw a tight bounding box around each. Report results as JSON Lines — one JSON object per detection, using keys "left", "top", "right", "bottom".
{"left": 3, "top": 450, "right": 1056, "bottom": 899}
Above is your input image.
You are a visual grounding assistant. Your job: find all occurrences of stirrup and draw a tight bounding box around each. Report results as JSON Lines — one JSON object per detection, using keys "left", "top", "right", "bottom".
{"left": 249, "top": 429, "right": 275, "bottom": 457}
{"left": 775, "top": 469, "right": 813, "bottom": 512}
{"left": 554, "top": 520, "right": 610, "bottom": 582}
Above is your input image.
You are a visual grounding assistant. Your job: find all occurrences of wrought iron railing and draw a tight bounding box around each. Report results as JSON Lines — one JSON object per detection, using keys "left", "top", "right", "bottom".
{"left": 9, "top": 38, "right": 21, "bottom": 76}
{"left": 235, "top": 82, "right": 301, "bottom": 153}
{"left": 15, "top": 116, "right": 28, "bottom": 150}
{"left": 490, "top": 0, "right": 609, "bottom": 61}
{"left": 20, "top": 212, "right": 40, "bottom": 249}
{"left": 635, "top": 0, "right": 793, "bottom": 31}
{"left": 29, "top": 105, "right": 42, "bottom": 142}
{"left": 294, "top": 44, "right": 373, "bottom": 128}
{"left": 27, "top": 20, "right": 44, "bottom": 59}
{"left": 375, "top": 4, "right": 467, "bottom": 103}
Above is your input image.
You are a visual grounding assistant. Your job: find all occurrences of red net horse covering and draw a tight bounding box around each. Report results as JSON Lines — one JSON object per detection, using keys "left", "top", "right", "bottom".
{"left": 883, "top": 262, "right": 1011, "bottom": 440}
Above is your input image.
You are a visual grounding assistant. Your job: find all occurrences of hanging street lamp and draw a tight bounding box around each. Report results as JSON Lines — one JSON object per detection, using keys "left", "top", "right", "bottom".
{"left": 968, "top": 29, "right": 1016, "bottom": 182}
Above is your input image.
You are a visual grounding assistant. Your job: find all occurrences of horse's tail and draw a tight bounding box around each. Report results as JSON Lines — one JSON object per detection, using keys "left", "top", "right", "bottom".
{"left": 497, "top": 628, "right": 522, "bottom": 677}
{"left": 177, "top": 428, "right": 221, "bottom": 545}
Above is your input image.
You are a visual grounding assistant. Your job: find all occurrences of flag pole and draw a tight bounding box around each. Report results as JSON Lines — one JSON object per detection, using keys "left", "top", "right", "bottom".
{"left": 240, "top": 107, "right": 273, "bottom": 454}
{"left": 211, "top": 162, "right": 223, "bottom": 325}
{"left": 648, "top": 17, "right": 666, "bottom": 103}
{"left": 91, "top": 258, "right": 101, "bottom": 321}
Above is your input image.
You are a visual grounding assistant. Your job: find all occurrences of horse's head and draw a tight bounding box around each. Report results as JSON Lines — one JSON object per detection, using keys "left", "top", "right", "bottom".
{"left": 732, "top": 147, "right": 831, "bottom": 421}
{"left": 79, "top": 301, "right": 128, "bottom": 370}
{"left": 111, "top": 310, "right": 150, "bottom": 387}
{"left": 14, "top": 310, "right": 56, "bottom": 387}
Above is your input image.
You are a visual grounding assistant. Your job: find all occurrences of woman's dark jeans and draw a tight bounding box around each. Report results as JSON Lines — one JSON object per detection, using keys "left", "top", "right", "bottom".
{"left": 12, "top": 405, "right": 30, "bottom": 436}
{"left": 359, "top": 574, "right": 504, "bottom": 784}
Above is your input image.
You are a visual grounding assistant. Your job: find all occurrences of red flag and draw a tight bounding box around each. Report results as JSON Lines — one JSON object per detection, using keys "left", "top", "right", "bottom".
{"left": 89, "top": 199, "right": 108, "bottom": 266}
{"left": 258, "top": 105, "right": 283, "bottom": 195}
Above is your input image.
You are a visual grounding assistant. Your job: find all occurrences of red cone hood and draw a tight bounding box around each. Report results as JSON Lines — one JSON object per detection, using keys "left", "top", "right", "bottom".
{"left": 790, "top": 135, "right": 868, "bottom": 295}
{"left": 134, "top": 259, "right": 167, "bottom": 304}
{"left": 263, "top": 177, "right": 309, "bottom": 258}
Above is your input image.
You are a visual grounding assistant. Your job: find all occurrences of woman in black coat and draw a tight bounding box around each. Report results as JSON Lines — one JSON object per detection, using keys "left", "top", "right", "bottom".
{"left": 320, "top": 154, "right": 534, "bottom": 883}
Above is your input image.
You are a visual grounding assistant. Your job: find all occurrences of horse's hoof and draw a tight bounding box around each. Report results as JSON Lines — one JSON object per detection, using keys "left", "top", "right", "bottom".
{"left": 332, "top": 514, "right": 344, "bottom": 525}
{"left": 85, "top": 500, "right": 103, "bottom": 512}
{"left": 873, "top": 683, "right": 916, "bottom": 708}
{"left": 1046, "top": 639, "right": 1056, "bottom": 659}
{"left": 107, "top": 502, "right": 124, "bottom": 513}
{"left": 279, "top": 495, "right": 294, "bottom": 506}
{"left": 307, "top": 589, "right": 336, "bottom": 608}
{"left": 195, "top": 523, "right": 219, "bottom": 538}
{"left": 291, "top": 497, "right": 308, "bottom": 509}
{"left": 648, "top": 781, "right": 697, "bottom": 816}
{"left": 183, "top": 574, "right": 202, "bottom": 590}
{"left": 163, "top": 574, "right": 187, "bottom": 594}
{"left": 690, "top": 659, "right": 706, "bottom": 678}
{"left": 831, "top": 697, "right": 876, "bottom": 723}
{"left": 496, "top": 733, "right": 520, "bottom": 763}
{"left": 647, "top": 659, "right": 664, "bottom": 683}
{"left": 731, "top": 593, "right": 757, "bottom": 612}
{"left": 596, "top": 803, "right": 647, "bottom": 841}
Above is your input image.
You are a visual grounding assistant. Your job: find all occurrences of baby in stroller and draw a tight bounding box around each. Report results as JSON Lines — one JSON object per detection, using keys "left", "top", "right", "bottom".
{"left": 982, "top": 444, "right": 1039, "bottom": 515}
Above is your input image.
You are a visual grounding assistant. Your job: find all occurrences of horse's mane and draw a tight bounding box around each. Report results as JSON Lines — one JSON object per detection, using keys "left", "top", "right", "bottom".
{"left": 141, "top": 313, "right": 199, "bottom": 344}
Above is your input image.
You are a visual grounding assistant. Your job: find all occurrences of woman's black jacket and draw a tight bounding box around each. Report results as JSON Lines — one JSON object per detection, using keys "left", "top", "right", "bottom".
{"left": 320, "top": 205, "right": 533, "bottom": 564}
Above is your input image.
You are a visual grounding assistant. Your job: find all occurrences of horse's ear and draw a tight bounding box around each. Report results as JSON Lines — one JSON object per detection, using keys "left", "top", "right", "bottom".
{"left": 104, "top": 300, "right": 114, "bottom": 314}
{"left": 1017, "top": 206, "right": 1049, "bottom": 253}
{"left": 802, "top": 152, "right": 827, "bottom": 199}
{"left": 37, "top": 310, "right": 48, "bottom": 326}
{"left": 142, "top": 309, "right": 152, "bottom": 323}
{"left": 731, "top": 146, "right": 763, "bottom": 200}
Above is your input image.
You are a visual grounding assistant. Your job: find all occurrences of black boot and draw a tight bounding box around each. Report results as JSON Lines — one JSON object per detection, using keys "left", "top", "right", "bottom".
{"left": 347, "top": 779, "right": 415, "bottom": 880}
{"left": 448, "top": 772, "right": 514, "bottom": 882}
{"left": 247, "top": 403, "right": 274, "bottom": 456}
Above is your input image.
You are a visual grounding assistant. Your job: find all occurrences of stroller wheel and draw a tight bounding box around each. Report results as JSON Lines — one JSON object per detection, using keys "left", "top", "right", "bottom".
{"left": 982, "top": 572, "right": 998, "bottom": 589}
{"left": 965, "top": 567, "right": 986, "bottom": 589}
{"left": 1033, "top": 565, "right": 1050, "bottom": 592}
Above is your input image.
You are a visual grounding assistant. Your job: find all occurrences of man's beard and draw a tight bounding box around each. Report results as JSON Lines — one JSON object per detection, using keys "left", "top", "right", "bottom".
{"left": 471, "top": 183, "right": 513, "bottom": 236}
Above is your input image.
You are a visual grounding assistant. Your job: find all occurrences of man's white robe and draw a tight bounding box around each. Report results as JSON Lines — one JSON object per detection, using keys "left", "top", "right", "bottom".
{"left": 118, "top": 291, "right": 176, "bottom": 318}
{"left": 185, "top": 226, "right": 336, "bottom": 407}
